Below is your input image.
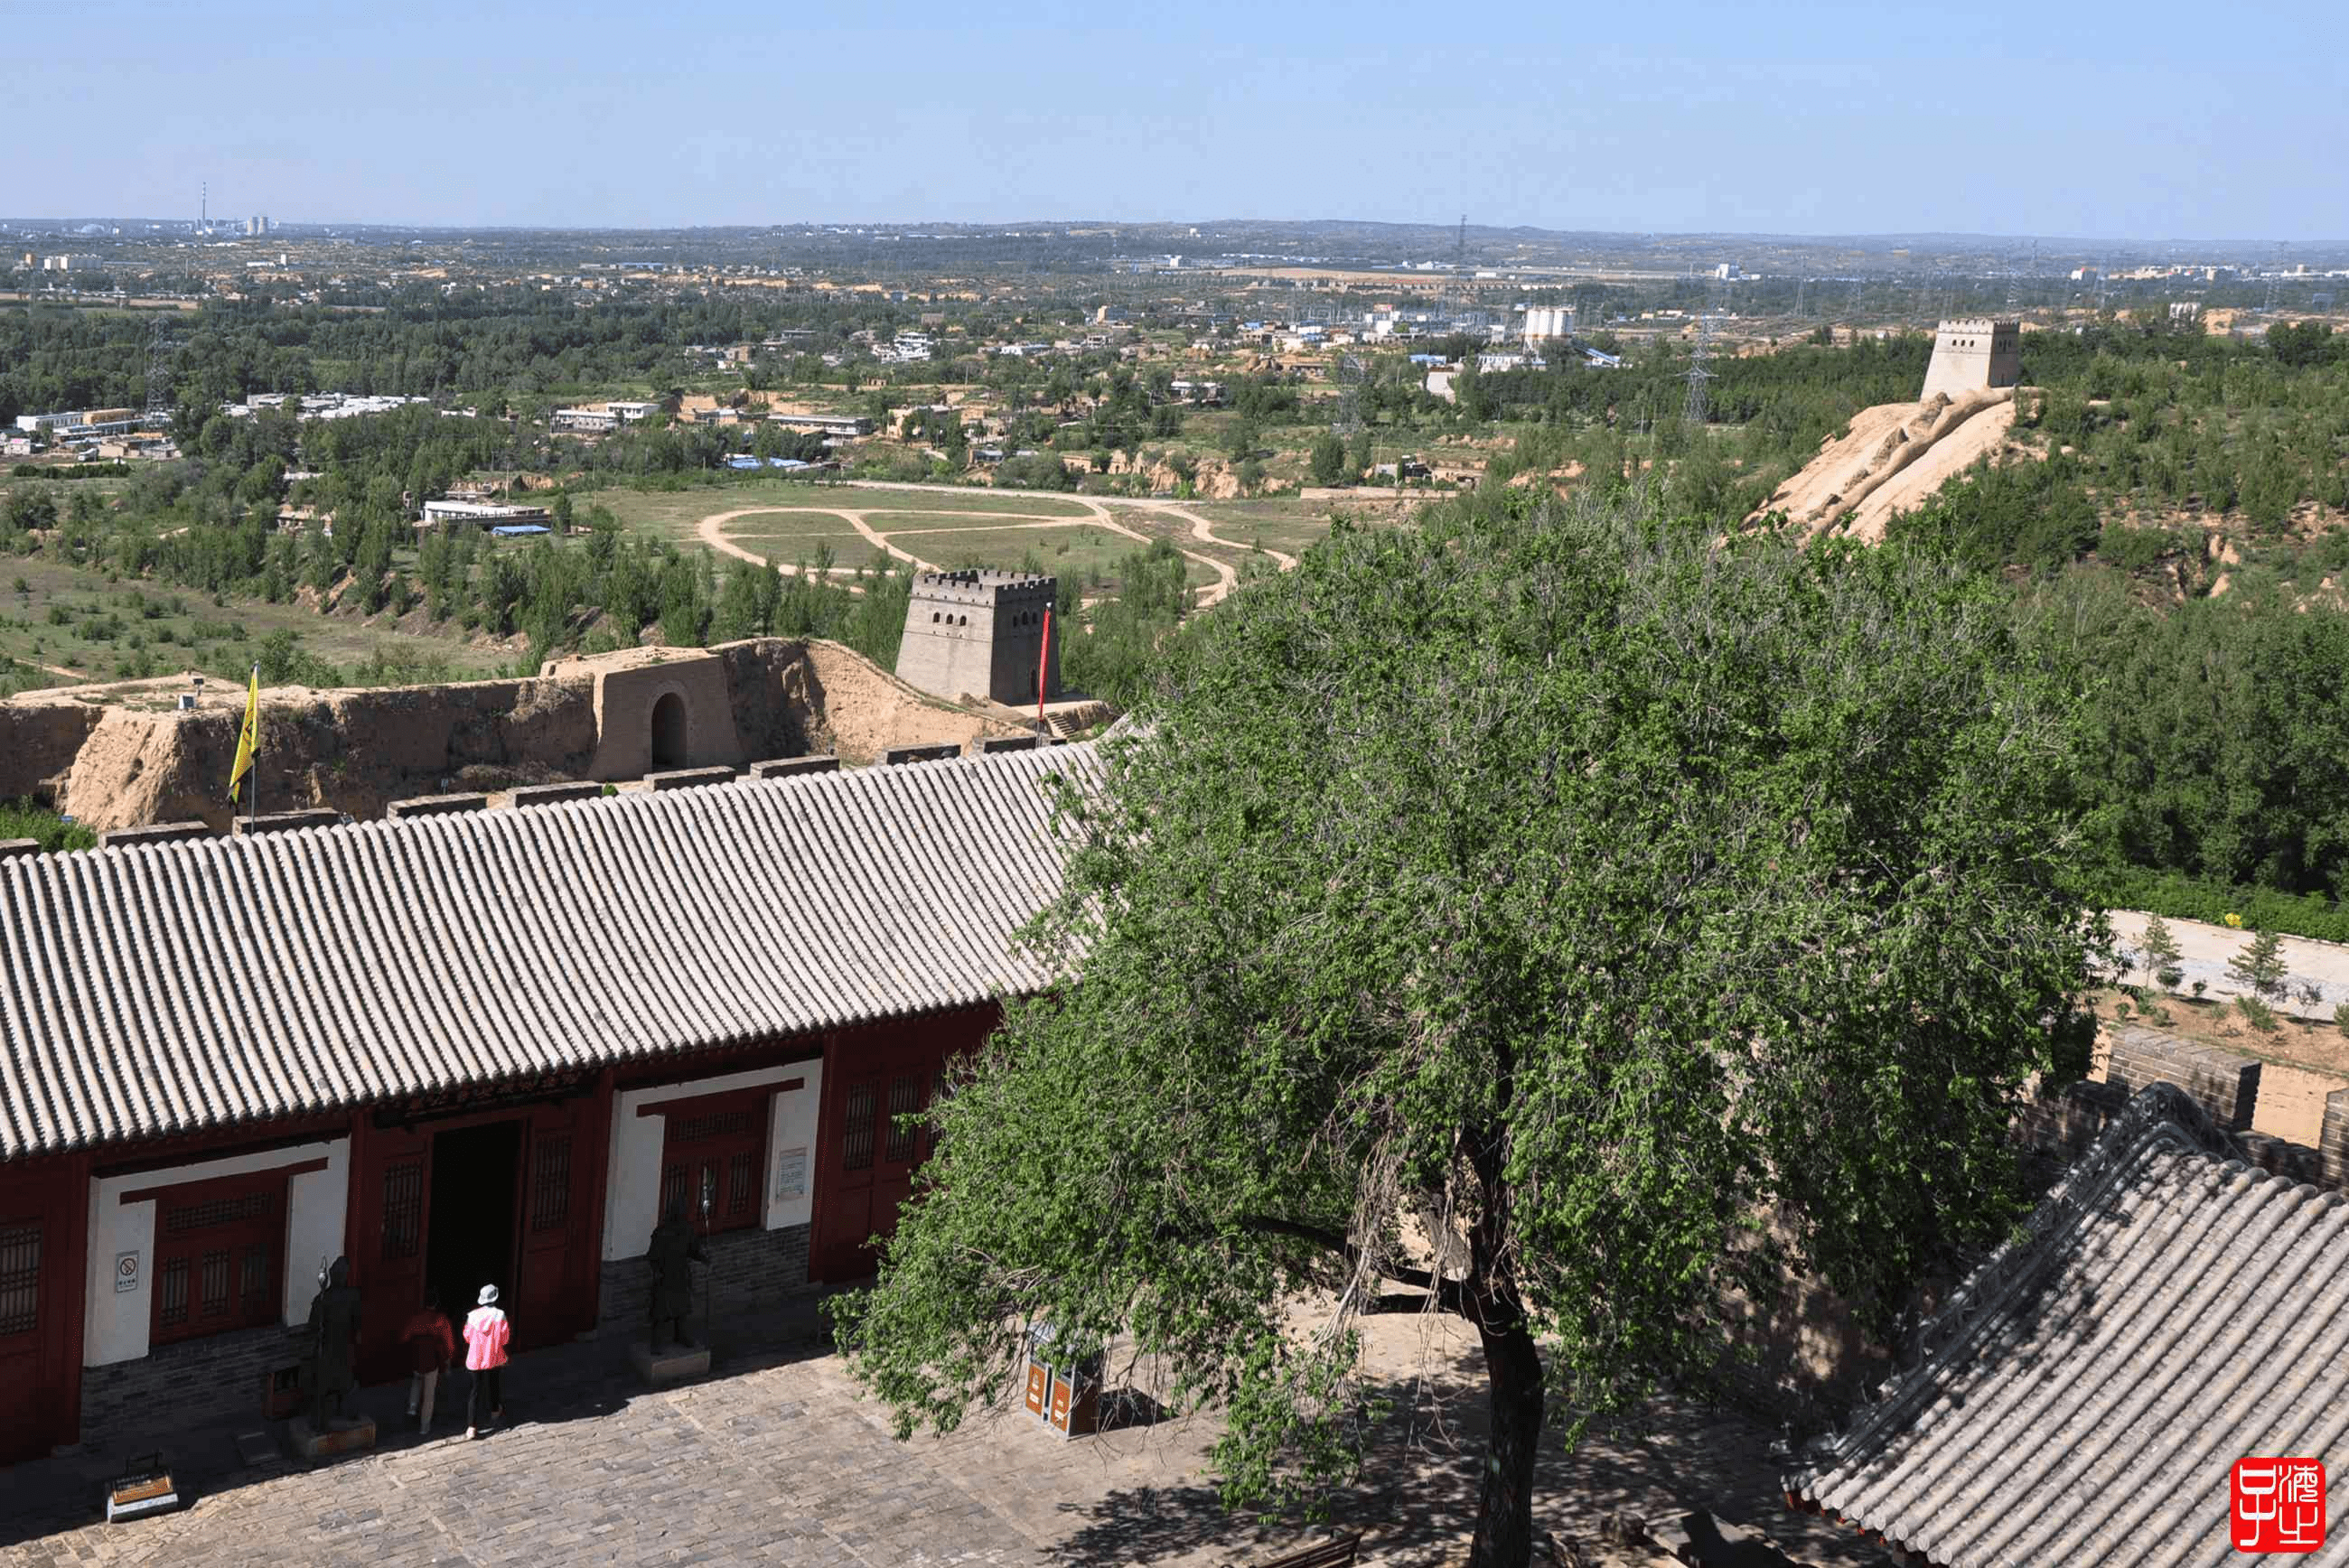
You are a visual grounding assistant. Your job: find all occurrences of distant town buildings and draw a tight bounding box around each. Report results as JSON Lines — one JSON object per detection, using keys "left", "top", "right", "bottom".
{"left": 1521, "top": 305, "right": 1575, "bottom": 344}
{"left": 418, "top": 499, "right": 554, "bottom": 530}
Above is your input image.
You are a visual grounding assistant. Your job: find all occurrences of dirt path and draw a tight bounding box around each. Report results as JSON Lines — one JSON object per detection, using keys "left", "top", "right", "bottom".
{"left": 696, "top": 507, "right": 935, "bottom": 577}
{"left": 696, "top": 488, "right": 1259, "bottom": 608}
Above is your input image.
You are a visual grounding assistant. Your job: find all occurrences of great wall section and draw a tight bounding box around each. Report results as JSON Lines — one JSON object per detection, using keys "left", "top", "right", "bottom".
{"left": 0, "top": 638, "right": 1051, "bottom": 834}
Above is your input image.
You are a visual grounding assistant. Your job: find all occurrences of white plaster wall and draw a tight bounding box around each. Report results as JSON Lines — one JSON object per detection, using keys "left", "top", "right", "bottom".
{"left": 604, "top": 1061, "right": 821, "bottom": 1262}
{"left": 765, "top": 1062, "right": 824, "bottom": 1231}
{"left": 84, "top": 1138, "right": 348, "bottom": 1368}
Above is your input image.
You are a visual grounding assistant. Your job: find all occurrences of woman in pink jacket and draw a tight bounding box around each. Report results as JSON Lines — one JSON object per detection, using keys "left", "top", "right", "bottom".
{"left": 462, "top": 1283, "right": 511, "bottom": 1440}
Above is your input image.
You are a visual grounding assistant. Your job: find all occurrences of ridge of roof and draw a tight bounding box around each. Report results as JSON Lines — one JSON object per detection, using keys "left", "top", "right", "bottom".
{"left": 0, "top": 743, "right": 1099, "bottom": 1162}
{"left": 1785, "top": 1081, "right": 2243, "bottom": 1495}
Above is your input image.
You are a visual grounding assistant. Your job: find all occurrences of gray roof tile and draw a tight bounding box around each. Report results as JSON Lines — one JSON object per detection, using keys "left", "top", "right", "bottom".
{"left": 0, "top": 744, "right": 1096, "bottom": 1161}
{"left": 1787, "top": 1082, "right": 2349, "bottom": 1566}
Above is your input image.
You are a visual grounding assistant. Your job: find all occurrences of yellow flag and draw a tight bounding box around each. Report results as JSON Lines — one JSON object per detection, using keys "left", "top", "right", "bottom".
{"left": 229, "top": 666, "right": 259, "bottom": 804}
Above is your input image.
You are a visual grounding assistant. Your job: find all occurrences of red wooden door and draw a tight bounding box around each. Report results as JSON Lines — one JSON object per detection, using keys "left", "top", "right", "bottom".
{"left": 351, "top": 1123, "right": 432, "bottom": 1385}
{"left": 812, "top": 1048, "right": 937, "bottom": 1281}
{"left": 0, "top": 1211, "right": 54, "bottom": 1462}
{"left": 513, "top": 1100, "right": 594, "bottom": 1350}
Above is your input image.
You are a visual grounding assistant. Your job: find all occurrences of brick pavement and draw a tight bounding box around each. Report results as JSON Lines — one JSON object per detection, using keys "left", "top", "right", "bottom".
{"left": 0, "top": 1303, "right": 1886, "bottom": 1568}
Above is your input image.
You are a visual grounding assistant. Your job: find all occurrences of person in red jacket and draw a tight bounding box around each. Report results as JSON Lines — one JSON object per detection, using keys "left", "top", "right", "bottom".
{"left": 462, "top": 1283, "right": 511, "bottom": 1440}
{"left": 400, "top": 1289, "right": 457, "bottom": 1434}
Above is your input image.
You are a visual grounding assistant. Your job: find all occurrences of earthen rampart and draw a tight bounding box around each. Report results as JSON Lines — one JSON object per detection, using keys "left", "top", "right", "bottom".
{"left": 0, "top": 638, "right": 1026, "bottom": 833}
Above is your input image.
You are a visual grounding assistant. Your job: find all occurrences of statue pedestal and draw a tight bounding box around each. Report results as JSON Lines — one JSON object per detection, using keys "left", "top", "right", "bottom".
{"left": 631, "top": 1341, "right": 710, "bottom": 1387}
{"left": 288, "top": 1416, "right": 376, "bottom": 1460}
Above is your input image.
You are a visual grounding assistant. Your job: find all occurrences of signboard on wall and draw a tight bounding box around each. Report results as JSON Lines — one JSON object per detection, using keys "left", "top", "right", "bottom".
{"left": 773, "top": 1147, "right": 809, "bottom": 1201}
{"left": 115, "top": 1250, "right": 140, "bottom": 1293}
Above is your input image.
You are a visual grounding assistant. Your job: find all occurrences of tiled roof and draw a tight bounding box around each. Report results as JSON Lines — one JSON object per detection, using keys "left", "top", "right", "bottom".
{"left": 1786, "top": 1083, "right": 2349, "bottom": 1567}
{"left": 0, "top": 745, "right": 1095, "bottom": 1162}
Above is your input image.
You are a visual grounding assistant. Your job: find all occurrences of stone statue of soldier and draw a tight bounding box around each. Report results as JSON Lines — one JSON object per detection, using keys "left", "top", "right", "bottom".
{"left": 644, "top": 1198, "right": 707, "bottom": 1349}
{"left": 303, "top": 1255, "right": 364, "bottom": 1431}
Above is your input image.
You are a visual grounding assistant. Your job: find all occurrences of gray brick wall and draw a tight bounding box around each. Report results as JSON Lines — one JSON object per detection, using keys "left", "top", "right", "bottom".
{"left": 80, "top": 1323, "right": 303, "bottom": 1453}
{"left": 2018, "top": 1030, "right": 2349, "bottom": 1192}
{"left": 595, "top": 1223, "right": 811, "bottom": 1339}
{"left": 2324, "top": 1088, "right": 2349, "bottom": 1188}
{"left": 2103, "top": 1026, "right": 2260, "bottom": 1131}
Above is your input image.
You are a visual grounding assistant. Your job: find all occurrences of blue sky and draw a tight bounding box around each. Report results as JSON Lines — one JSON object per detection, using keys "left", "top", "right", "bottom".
{"left": 6, "top": 0, "right": 2342, "bottom": 240}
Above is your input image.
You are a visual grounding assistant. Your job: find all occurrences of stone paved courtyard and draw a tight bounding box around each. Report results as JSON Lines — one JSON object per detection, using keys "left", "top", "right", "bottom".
{"left": 0, "top": 1302, "right": 1887, "bottom": 1568}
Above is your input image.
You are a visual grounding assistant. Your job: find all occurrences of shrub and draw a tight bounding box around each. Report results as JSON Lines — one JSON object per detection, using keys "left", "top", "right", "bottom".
{"left": 2236, "top": 995, "right": 2281, "bottom": 1032}
{"left": 2335, "top": 1002, "right": 2349, "bottom": 1037}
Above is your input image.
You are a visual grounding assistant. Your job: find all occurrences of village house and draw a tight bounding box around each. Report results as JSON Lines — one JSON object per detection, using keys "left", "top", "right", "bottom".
{"left": 0, "top": 744, "right": 1091, "bottom": 1462}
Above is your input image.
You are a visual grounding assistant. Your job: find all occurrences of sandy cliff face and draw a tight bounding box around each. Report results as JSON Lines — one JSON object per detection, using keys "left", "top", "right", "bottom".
{"left": 1751, "top": 387, "right": 2022, "bottom": 544}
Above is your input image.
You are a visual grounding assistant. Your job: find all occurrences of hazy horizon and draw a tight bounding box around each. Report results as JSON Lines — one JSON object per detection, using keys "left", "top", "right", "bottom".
{"left": 6, "top": 0, "right": 2344, "bottom": 242}
{"left": 13, "top": 215, "right": 2348, "bottom": 255}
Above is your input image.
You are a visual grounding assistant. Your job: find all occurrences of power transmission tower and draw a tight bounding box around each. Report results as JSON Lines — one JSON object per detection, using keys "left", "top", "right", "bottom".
{"left": 1445, "top": 213, "right": 1469, "bottom": 326}
{"left": 144, "top": 322, "right": 180, "bottom": 424}
{"left": 2267, "top": 242, "right": 2288, "bottom": 313}
{"left": 1334, "top": 353, "right": 1365, "bottom": 437}
{"left": 1681, "top": 312, "right": 1714, "bottom": 428}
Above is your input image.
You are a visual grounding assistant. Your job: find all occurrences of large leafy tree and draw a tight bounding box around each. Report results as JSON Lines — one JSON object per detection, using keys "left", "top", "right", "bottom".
{"left": 834, "top": 495, "right": 2105, "bottom": 1568}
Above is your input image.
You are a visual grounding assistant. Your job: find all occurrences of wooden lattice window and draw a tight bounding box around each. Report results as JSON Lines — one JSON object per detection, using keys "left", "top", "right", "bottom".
{"left": 842, "top": 1083, "right": 876, "bottom": 1171}
{"left": 726, "top": 1150, "right": 755, "bottom": 1218}
{"left": 669, "top": 1109, "right": 756, "bottom": 1145}
{"left": 884, "top": 1075, "right": 922, "bottom": 1165}
{"left": 659, "top": 1089, "right": 769, "bottom": 1236}
{"left": 926, "top": 1067, "right": 952, "bottom": 1160}
{"left": 157, "top": 1255, "right": 190, "bottom": 1330}
{"left": 0, "top": 1222, "right": 40, "bottom": 1338}
{"left": 380, "top": 1160, "right": 423, "bottom": 1261}
{"left": 152, "top": 1179, "right": 285, "bottom": 1347}
{"left": 529, "top": 1134, "right": 574, "bottom": 1233}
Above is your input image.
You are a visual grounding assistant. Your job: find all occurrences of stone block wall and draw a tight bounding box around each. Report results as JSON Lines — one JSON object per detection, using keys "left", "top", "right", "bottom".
{"left": 80, "top": 1323, "right": 301, "bottom": 1453}
{"left": 595, "top": 1223, "right": 811, "bottom": 1339}
{"left": 2326, "top": 1089, "right": 2349, "bottom": 1188}
{"left": 2102, "top": 1026, "right": 2260, "bottom": 1130}
{"left": 2018, "top": 1029, "right": 2349, "bottom": 1193}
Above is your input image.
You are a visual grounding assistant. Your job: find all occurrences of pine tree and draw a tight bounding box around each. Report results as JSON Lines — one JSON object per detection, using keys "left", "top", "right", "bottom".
{"left": 2226, "top": 927, "right": 2289, "bottom": 1003}
{"left": 2139, "top": 913, "right": 2185, "bottom": 991}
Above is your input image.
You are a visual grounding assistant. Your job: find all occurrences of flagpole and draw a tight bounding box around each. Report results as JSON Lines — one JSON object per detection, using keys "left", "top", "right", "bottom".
{"left": 249, "top": 663, "right": 258, "bottom": 828}
{"left": 1036, "top": 606, "right": 1052, "bottom": 739}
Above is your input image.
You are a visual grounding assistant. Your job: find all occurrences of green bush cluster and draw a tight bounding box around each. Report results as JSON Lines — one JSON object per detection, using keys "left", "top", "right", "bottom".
{"left": 2084, "top": 866, "right": 2349, "bottom": 944}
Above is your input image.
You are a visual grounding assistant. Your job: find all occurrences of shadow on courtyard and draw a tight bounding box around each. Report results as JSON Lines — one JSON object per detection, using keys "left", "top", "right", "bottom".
{"left": 1044, "top": 1345, "right": 1895, "bottom": 1568}
{"left": 0, "top": 1303, "right": 835, "bottom": 1553}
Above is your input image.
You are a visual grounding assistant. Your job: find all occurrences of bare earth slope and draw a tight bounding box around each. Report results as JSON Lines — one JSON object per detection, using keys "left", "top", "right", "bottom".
{"left": 1753, "top": 387, "right": 2019, "bottom": 543}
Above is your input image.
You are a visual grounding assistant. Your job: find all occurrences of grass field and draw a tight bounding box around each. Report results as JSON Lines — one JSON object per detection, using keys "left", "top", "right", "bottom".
{"left": 0, "top": 557, "right": 510, "bottom": 688}
{"left": 876, "top": 511, "right": 1104, "bottom": 533}
{"left": 920, "top": 526, "right": 1221, "bottom": 592}
{"left": 592, "top": 480, "right": 1092, "bottom": 543}
{"left": 718, "top": 517, "right": 885, "bottom": 568}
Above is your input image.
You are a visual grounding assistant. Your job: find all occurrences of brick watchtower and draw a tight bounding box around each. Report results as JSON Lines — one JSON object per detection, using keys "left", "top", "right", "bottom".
{"left": 893, "top": 569, "right": 1062, "bottom": 706}
{"left": 1921, "top": 319, "right": 2021, "bottom": 400}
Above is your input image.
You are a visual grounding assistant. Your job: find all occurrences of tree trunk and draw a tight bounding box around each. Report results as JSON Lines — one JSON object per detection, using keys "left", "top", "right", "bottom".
{"left": 1467, "top": 1311, "right": 1547, "bottom": 1568}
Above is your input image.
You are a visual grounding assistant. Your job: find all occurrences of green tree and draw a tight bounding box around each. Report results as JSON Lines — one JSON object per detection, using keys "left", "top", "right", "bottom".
{"left": 2139, "top": 913, "right": 2185, "bottom": 992}
{"left": 1307, "top": 431, "right": 1346, "bottom": 486}
{"left": 1347, "top": 425, "right": 1373, "bottom": 479}
{"left": 831, "top": 496, "right": 2105, "bottom": 1568}
{"left": 2226, "top": 927, "right": 2289, "bottom": 1003}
